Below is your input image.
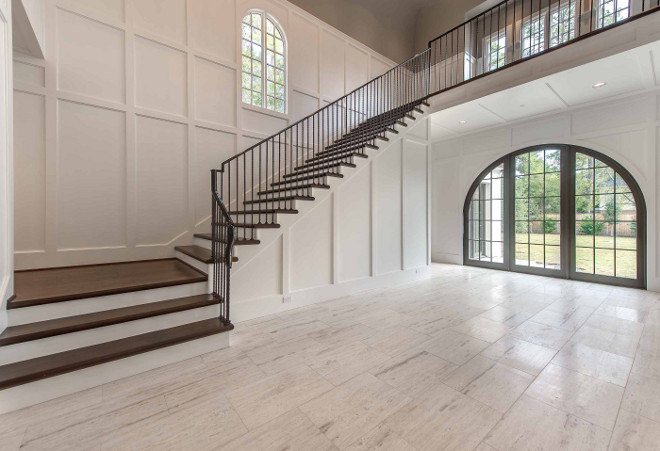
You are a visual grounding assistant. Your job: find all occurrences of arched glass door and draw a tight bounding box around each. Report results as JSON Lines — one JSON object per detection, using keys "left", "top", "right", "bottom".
{"left": 463, "top": 145, "right": 645, "bottom": 288}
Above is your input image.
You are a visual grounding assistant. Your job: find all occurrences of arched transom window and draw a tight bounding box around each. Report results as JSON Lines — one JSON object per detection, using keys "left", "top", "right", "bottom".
{"left": 464, "top": 145, "right": 646, "bottom": 288}
{"left": 241, "top": 11, "right": 286, "bottom": 113}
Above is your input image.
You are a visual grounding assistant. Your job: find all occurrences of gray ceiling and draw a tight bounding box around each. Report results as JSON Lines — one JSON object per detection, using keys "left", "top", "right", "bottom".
{"left": 288, "top": 0, "right": 442, "bottom": 62}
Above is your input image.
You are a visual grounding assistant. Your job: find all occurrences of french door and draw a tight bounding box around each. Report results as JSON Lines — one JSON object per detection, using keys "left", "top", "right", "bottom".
{"left": 464, "top": 145, "right": 645, "bottom": 288}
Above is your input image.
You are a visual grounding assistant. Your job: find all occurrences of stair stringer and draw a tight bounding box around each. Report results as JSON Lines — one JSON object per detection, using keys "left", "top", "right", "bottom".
{"left": 222, "top": 108, "right": 432, "bottom": 322}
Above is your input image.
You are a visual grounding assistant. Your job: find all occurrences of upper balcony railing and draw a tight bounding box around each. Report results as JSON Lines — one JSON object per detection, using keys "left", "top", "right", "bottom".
{"left": 428, "top": 0, "right": 660, "bottom": 93}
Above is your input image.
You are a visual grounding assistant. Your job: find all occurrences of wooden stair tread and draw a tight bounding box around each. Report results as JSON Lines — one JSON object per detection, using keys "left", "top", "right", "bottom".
{"left": 10, "top": 259, "right": 207, "bottom": 310}
{"left": 258, "top": 184, "right": 330, "bottom": 195}
{"left": 271, "top": 172, "right": 343, "bottom": 185}
{"left": 194, "top": 233, "right": 260, "bottom": 245}
{"left": 175, "top": 245, "right": 213, "bottom": 263}
{"left": 0, "top": 318, "right": 233, "bottom": 390}
{"left": 0, "top": 294, "right": 221, "bottom": 347}
{"left": 246, "top": 195, "right": 314, "bottom": 203}
{"left": 230, "top": 208, "right": 299, "bottom": 214}
{"left": 231, "top": 222, "right": 280, "bottom": 229}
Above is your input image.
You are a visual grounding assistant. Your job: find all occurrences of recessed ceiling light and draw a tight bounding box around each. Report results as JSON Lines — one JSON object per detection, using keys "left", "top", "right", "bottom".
{"left": 592, "top": 82, "right": 607, "bottom": 89}
{"left": 519, "top": 104, "right": 526, "bottom": 108}
{"left": 458, "top": 120, "right": 467, "bottom": 125}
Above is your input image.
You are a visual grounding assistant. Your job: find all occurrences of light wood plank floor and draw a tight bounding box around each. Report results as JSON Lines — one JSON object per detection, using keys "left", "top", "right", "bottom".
{"left": 2, "top": 264, "right": 660, "bottom": 450}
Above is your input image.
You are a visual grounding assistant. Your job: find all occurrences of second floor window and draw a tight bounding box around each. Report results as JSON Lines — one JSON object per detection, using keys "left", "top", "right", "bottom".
{"left": 241, "top": 11, "right": 286, "bottom": 114}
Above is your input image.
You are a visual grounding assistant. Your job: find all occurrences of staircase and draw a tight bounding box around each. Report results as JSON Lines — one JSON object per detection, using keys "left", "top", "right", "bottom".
{"left": 0, "top": 48, "right": 433, "bottom": 413}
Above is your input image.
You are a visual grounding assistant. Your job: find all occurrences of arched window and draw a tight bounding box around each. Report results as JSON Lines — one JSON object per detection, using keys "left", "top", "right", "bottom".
{"left": 241, "top": 11, "right": 286, "bottom": 113}
{"left": 464, "top": 145, "right": 646, "bottom": 288}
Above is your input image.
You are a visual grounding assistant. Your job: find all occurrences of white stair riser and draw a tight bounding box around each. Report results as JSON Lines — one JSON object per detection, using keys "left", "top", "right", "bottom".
{"left": 0, "top": 331, "right": 232, "bottom": 415}
{"left": 8, "top": 282, "right": 209, "bottom": 326}
{"left": 0, "top": 305, "right": 220, "bottom": 365}
{"left": 175, "top": 252, "right": 212, "bottom": 275}
{"left": 194, "top": 237, "right": 212, "bottom": 249}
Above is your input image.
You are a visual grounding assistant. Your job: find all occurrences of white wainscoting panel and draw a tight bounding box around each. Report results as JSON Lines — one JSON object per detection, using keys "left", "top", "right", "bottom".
{"left": 13, "top": 0, "right": 396, "bottom": 269}
{"left": 57, "top": 100, "right": 126, "bottom": 250}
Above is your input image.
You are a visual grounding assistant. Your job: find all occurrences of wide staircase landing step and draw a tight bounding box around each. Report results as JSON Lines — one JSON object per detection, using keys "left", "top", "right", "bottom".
{"left": 10, "top": 259, "right": 207, "bottom": 309}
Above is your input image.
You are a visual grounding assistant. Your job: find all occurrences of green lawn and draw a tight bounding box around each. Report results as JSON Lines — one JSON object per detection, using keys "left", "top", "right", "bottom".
{"left": 514, "top": 233, "right": 637, "bottom": 278}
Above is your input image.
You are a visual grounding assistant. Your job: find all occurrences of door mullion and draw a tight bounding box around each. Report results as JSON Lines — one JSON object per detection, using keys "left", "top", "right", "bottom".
{"left": 565, "top": 146, "right": 575, "bottom": 279}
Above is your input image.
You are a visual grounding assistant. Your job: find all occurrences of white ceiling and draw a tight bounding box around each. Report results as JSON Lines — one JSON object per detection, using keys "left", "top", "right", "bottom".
{"left": 430, "top": 40, "right": 660, "bottom": 141}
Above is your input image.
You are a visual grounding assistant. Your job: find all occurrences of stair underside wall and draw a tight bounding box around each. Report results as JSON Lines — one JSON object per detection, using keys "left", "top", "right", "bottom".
{"left": 228, "top": 116, "right": 432, "bottom": 322}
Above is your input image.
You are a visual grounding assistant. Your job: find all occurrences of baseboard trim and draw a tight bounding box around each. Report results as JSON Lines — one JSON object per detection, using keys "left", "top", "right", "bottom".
{"left": 231, "top": 266, "right": 431, "bottom": 323}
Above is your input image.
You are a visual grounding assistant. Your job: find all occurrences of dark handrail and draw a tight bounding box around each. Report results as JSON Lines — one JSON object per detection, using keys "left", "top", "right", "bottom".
{"left": 211, "top": 169, "right": 234, "bottom": 325}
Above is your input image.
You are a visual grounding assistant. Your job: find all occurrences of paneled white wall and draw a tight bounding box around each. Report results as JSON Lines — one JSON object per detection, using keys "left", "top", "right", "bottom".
{"left": 231, "top": 118, "right": 431, "bottom": 322}
{"left": 0, "top": 0, "right": 13, "bottom": 333}
{"left": 12, "top": 0, "right": 396, "bottom": 269}
{"left": 431, "top": 90, "right": 660, "bottom": 291}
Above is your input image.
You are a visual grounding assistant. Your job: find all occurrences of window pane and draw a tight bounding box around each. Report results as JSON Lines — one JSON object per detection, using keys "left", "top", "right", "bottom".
{"left": 545, "top": 221, "right": 560, "bottom": 246}
{"left": 530, "top": 245, "right": 544, "bottom": 267}
{"left": 516, "top": 243, "right": 529, "bottom": 266}
{"left": 595, "top": 248, "right": 615, "bottom": 276}
{"left": 575, "top": 169, "right": 593, "bottom": 195}
{"left": 545, "top": 172, "right": 560, "bottom": 197}
{"left": 576, "top": 247, "right": 594, "bottom": 273}
{"left": 616, "top": 223, "right": 636, "bottom": 249}
{"left": 467, "top": 164, "right": 505, "bottom": 265}
{"left": 616, "top": 250, "right": 637, "bottom": 279}
{"left": 515, "top": 176, "right": 529, "bottom": 198}
{"left": 242, "top": 89, "right": 251, "bottom": 103}
{"left": 595, "top": 167, "right": 615, "bottom": 194}
{"left": 546, "top": 246, "right": 561, "bottom": 268}
{"left": 516, "top": 221, "right": 530, "bottom": 243}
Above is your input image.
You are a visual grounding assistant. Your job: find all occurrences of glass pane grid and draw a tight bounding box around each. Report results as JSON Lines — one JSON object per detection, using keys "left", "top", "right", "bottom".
{"left": 467, "top": 164, "right": 505, "bottom": 264}
{"left": 242, "top": 13, "right": 286, "bottom": 113}
{"left": 522, "top": 14, "right": 545, "bottom": 57}
{"left": 574, "top": 151, "right": 637, "bottom": 280}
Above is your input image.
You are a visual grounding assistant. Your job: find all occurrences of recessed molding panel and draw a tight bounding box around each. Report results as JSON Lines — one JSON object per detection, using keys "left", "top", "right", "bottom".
{"left": 189, "top": 0, "right": 235, "bottom": 62}
{"left": 290, "top": 90, "right": 318, "bottom": 122}
{"left": 403, "top": 139, "right": 428, "bottom": 269}
{"left": 242, "top": 108, "right": 288, "bottom": 136}
{"left": 14, "top": 92, "right": 46, "bottom": 253}
{"left": 345, "top": 45, "right": 368, "bottom": 93}
{"left": 194, "top": 127, "right": 235, "bottom": 226}
{"left": 133, "top": 0, "right": 186, "bottom": 45}
{"left": 338, "top": 167, "right": 371, "bottom": 282}
{"left": 232, "top": 236, "right": 283, "bottom": 301}
{"left": 194, "top": 57, "right": 236, "bottom": 127}
{"left": 135, "top": 116, "right": 188, "bottom": 246}
{"left": 134, "top": 37, "right": 187, "bottom": 116}
{"left": 57, "top": 100, "right": 126, "bottom": 250}
{"left": 375, "top": 142, "right": 402, "bottom": 275}
{"left": 57, "top": 9, "right": 125, "bottom": 103}
{"left": 289, "top": 13, "right": 319, "bottom": 93}
{"left": 13, "top": 61, "right": 45, "bottom": 88}
{"left": 291, "top": 196, "right": 333, "bottom": 290}
{"left": 370, "top": 57, "right": 390, "bottom": 80}
{"left": 320, "top": 31, "right": 344, "bottom": 99}
{"left": 61, "top": 0, "right": 125, "bottom": 23}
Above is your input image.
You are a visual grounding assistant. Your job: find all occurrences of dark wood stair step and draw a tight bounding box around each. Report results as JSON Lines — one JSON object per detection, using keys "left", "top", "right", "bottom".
{"left": 194, "top": 233, "right": 260, "bottom": 245}
{"left": 10, "top": 259, "right": 207, "bottom": 310}
{"left": 247, "top": 195, "right": 313, "bottom": 204}
{"left": 258, "top": 184, "right": 330, "bottom": 195}
{"left": 0, "top": 294, "right": 221, "bottom": 347}
{"left": 306, "top": 151, "right": 368, "bottom": 165}
{"left": 271, "top": 172, "right": 343, "bottom": 186}
{"left": 230, "top": 208, "right": 299, "bottom": 214}
{"left": 175, "top": 245, "right": 238, "bottom": 264}
{"left": 289, "top": 162, "right": 355, "bottom": 177}
{"left": 414, "top": 107, "right": 424, "bottom": 113}
{"left": 0, "top": 318, "right": 233, "bottom": 390}
{"left": 232, "top": 222, "right": 280, "bottom": 229}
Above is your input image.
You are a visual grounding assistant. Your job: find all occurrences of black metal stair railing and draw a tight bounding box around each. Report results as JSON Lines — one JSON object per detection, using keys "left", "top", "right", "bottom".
{"left": 428, "top": 0, "right": 660, "bottom": 93}
{"left": 212, "top": 48, "right": 433, "bottom": 245}
{"left": 211, "top": 170, "right": 235, "bottom": 325}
